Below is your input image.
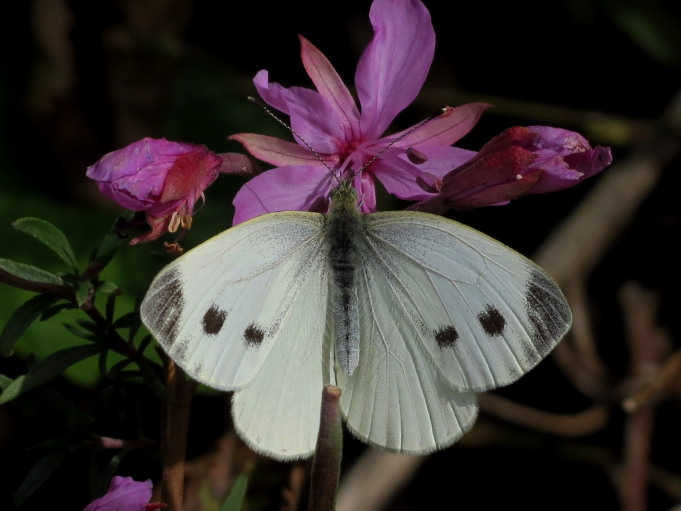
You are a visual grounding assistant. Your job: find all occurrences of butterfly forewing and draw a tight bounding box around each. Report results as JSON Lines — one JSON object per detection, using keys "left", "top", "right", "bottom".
{"left": 141, "top": 212, "right": 327, "bottom": 391}
{"left": 357, "top": 211, "right": 572, "bottom": 393}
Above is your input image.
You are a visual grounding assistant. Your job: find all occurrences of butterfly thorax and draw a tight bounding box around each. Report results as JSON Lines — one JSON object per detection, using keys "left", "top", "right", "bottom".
{"left": 325, "top": 181, "right": 362, "bottom": 375}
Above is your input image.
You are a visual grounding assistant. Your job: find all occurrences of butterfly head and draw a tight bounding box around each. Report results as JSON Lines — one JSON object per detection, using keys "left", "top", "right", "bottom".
{"left": 329, "top": 180, "right": 360, "bottom": 213}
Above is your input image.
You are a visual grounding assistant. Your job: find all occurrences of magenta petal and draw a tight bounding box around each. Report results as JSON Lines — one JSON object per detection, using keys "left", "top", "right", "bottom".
{"left": 285, "top": 87, "right": 348, "bottom": 153}
{"left": 371, "top": 150, "right": 439, "bottom": 201}
{"left": 229, "top": 133, "right": 339, "bottom": 168}
{"left": 356, "top": 0, "right": 435, "bottom": 139}
{"left": 399, "top": 145, "right": 476, "bottom": 178}
{"left": 525, "top": 125, "right": 613, "bottom": 193}
{"left": 392, "top": 103, "right": 491, "bottom": 147}
{"left": 254, "top": 70, "right": 292, "bottom": 115}
{"left": 352, "top": 171, "right": 377, "bottom": 213}
{"left": 232, "top": 165, "right": 334, "bottom": 225}
{"left": 300, "top": 36, "right": 360, "bottom": 142}
{"left": 254, "top": 71, "right": 346, "bottom": 154}
{"left": 84, "top": 476, "right": 152, "bottom": 511}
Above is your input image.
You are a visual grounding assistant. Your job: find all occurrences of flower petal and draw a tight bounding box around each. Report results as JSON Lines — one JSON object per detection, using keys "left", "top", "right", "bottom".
{"left": 229, "top": 133, "right": 339, "bottom": 168}
{"left": 353, "top": 171, "right": 377, "bottom": 213}
{"left": 255, "top": 72, "right": 346, "bottom": 153}
{"left": 391, "top": 103, "right": 490, "bottom": 147}
{"left": 232, "top": 165, "right": 334, "bottom": 225}
{"left": 398, "top": 145, "right": 476, "bottom": 178}
{"left": 356, "top": 0, "right": 435, "bottom": 139}
{"left": 370, "top": 149, "right": 439, "bottom": 201}
{"left": 300, "top": 36, "right": 360, "bottom": 142}
{"left": 253, "top": 70, "right": 292, "bottom": 115}
{"left": 84, "top": 476, "right": 152, "bottom": 511}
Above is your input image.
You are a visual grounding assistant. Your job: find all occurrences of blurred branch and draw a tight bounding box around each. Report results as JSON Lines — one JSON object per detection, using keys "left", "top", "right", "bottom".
{"left": 617, "top": 283, "right": 670, "bottom": 511}
{"left": 416, "top": 87, "right": 655, "bottom": 146}
{"left": 336, "top": 451, "right": 427, "bottom": 511}
{"left": 478, "top": 394, "right": 608, "bottom": 436}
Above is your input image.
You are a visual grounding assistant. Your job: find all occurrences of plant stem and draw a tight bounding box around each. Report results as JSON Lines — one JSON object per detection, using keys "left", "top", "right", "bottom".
{"left": 160, "top": 358, "right": 196, "bottom": 511}
{"left": 308, "top": 385, "right": 343, "bottom": 511}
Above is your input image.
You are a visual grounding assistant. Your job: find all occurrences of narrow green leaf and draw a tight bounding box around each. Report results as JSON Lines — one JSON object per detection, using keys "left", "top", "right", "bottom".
{"left": 91, "top": 211, "right": 134, "bottom": 267}
{"left": 0, "top": 374, "right": 13, "bottom": 389}
{"left": 0, "top": 294, "right": 60, "bottom": 356}
{"left": 62, "top": 323, "right": 99, "bottom": 341}
{"left": 13, "top": 448, "right": 71, "bottom": 506}
{"left": 221, "top": 473, "right": 249, "bottom": 511}
{"left": 0, "top": 344, "right": 101, "bottom": 404}
{"left": 113, "top": 312, "right": 139, "bottom": 330}
{"left": 41, "top": 302, "right": 74, "bottom": 321}
{"left": 98, "top": 281, "right": 122, "bottom": 296}
{"left": 12, "top": 217, "right": 78, "bottom": 270}
{"left": 0, "top": 258, "right": 65, "bottom": 286}
{"left": 73, "top": 281, "right": 93, "bottom": 307}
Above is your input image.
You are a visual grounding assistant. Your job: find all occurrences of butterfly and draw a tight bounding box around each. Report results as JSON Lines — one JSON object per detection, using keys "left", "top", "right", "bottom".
{"left": 140, "top": 176, "right": 572, "bottom": 460}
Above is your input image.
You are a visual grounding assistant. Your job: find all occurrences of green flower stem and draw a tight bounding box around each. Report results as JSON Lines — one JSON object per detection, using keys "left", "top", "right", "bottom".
{"left": 160, "top": 358, "right": 197, "bottom": 511}
{"left": 308, "top": 385, "right": 343, "bottom": 511}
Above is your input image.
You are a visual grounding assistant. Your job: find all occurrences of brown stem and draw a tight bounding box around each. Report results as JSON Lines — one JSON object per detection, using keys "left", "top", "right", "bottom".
{"left": 308, "top": 385, "right": 343, "bottom": 511}
{"left": 618, "top": 283, "right": 669, "bottom": 511}
{"left": 478, "top": 394, "right": 609, "bottom": 436}
{"left": 161, "top": 358, "right": 197, "bottom": 511}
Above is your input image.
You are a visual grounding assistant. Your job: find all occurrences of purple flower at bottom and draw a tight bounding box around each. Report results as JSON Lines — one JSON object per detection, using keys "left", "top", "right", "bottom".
{"left": 83, "top": 476, "right": 162, "bottom": 511}
{"left": 86, "top": 138, "right": 225, "bottom": 244}
{"left": 410, "top": 126, "right": 613, "bottom": 214}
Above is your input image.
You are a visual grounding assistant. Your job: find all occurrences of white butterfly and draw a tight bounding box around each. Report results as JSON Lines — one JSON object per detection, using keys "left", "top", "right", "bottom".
{"left": 140, "top": 179, "right": 571, "bottom": 460}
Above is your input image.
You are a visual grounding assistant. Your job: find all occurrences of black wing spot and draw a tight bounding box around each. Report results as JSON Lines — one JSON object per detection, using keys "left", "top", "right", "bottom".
{"left": 435, "top": 325, "right": 459, "bottom": 350}
{"left": 244, "top": 323, "right": 265, "bottom": 348}
{"left": 478, "top": 305, "right": 506, "bottom": 337}
{"left": 202, "top": 304, "right": 227, "bottom": 335}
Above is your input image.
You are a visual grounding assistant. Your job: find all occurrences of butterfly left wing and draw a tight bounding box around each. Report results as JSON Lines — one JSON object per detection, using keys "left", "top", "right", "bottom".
{"left": 141, "top": 212, "right": 335, "bottom": 460}
{"left": 337, "top": 210, "right": 571, "bottom": 453}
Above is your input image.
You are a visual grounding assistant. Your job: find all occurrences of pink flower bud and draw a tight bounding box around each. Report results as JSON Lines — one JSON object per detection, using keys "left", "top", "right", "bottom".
{"left": 86, "top": 138, "right": 224, "bottom": 244}
{"left": 83, "top": 476, "right": 157, "bottom": 511}
{"left": 411, "top": 126, "right": 612, "bottom": 213}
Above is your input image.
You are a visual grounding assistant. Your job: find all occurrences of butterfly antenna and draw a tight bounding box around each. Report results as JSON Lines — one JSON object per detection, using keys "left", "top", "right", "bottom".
{"left": 354, "top": 107, "right": 448, "bottom": 178}
{"left": 247, "top": 97, "right": 341, "bottom": 184}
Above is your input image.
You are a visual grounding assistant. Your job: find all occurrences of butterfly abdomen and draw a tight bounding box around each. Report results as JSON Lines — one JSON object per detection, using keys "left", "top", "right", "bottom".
{"left": 326, "top": 183, "right": 362, "bottom": 375}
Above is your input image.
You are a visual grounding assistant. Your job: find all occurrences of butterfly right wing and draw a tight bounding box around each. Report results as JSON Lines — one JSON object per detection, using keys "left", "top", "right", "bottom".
{"left": 140, "top": 211, "right": 327, "bottom": 392}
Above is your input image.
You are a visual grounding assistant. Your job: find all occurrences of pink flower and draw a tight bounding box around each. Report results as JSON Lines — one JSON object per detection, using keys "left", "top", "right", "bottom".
{"left": 86, "top": 138, "right": 225, "bottom": 244}
{"left": 83, "top": 476, "right": 162, "bottom": 511}
{"left": 410, "top": 126, "right": 613, "bottom": 213}
{"left": 228, "top": 0, "right": 488, "bottom": 224}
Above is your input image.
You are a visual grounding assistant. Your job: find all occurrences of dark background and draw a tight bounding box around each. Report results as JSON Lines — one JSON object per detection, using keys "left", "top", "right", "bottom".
{"left": 1, "top": 0, "right": 680, "bottom": 509}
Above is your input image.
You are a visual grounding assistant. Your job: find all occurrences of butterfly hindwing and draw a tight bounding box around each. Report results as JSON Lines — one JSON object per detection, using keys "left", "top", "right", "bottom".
{"left": 231, "top": 239, "right": 332, "bottom": 459}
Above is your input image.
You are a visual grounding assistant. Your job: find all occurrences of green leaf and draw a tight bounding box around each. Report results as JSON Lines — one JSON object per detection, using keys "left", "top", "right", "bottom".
{"left": 62, "top": 322, "right": 99, "bottom": 341}
{"left": 13, "top": 448, "right": 72, "bottom": 507}
{"left": 12, "top": 217, "right": 78, "bottom": 270}
{"left": 220, "top": 473, "right": 249, "bottom": 511}
{"left": 0, "top": 344, "right": 101, "bottom": 404}
{"left": 40, "top": 302, "right": 74, "bottom": 321}
{"left": 90, "top": 211, "right": 134, "bottom": 267}
{"left": 72, "top": 280, "right": 93, "bottom": 307}
{"left": 113, "top": 312, "right": 139, "bottom": 329}
{"left": 0, "top": 294, "right": 60, "bottom": 356}
{"left": 97, "top": 281, "right": 122, "bottom": 296}
{"left": 0, "top": 374, "right": 13, "bottom": 389}
{"left": 0, "top": 258, "right": 65, "bottom": 286}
